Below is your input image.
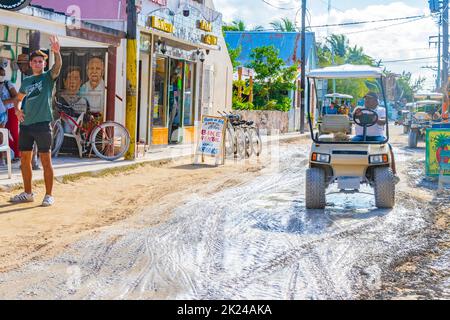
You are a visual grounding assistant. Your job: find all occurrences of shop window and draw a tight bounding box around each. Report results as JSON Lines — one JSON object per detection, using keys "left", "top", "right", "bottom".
{"left": 56, "top": 48, "right": 107, "bottom": 120}
{"left": 183, "top": 62, "right": 195, "bottom": 126}
{"left": 153, "top": 57, "right": 168, "bottom": 127}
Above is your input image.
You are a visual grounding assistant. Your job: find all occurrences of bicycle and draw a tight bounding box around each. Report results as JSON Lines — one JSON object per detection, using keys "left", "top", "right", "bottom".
{"left": 51, "top": 101, "right": 131, "bottom": 161}
{"left": 219, "top": 111, "right": 262, "bottom": 158}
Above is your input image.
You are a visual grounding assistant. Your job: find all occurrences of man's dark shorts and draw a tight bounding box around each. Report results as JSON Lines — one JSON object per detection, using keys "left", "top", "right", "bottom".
{"left": 19, "top": 122, "right": 52, "bottom": 153}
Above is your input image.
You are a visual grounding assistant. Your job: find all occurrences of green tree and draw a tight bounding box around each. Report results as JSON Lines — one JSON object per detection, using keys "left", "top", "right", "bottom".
{"left": 326, "top": 34, "right": 348, "bottom": 57}
{"left": 270, "top": 18, "right": 297, "bottom": 32}
{"left": 395, "top": 71, "right": 426, "bottom": 101}
{"left": 227, "top": 44, "right": 241, "bottom": 70}
{"left": 245, "top": 45, "right": 297, "bottom": 111}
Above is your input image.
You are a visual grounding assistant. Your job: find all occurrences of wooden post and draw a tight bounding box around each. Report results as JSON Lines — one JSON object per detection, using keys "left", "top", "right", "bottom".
{"left": 106, "top": 46, "right": 117, "bottom": 122}
{"left": 237, "top": 66, "right": 243, "bottom": 99}
{"left": 249, "top": 75, "right": 254, "bottom": 104}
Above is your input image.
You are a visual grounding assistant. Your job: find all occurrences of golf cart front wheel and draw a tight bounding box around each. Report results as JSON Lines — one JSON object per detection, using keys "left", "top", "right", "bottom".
{"left": 305, "top": 167, "right": 326, "bottom": 209}
{"left": 373, "top": 167, "right": 395, "bottom": 208}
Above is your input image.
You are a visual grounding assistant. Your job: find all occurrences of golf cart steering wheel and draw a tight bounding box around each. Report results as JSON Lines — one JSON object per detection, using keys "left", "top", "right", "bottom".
{"left": 353, "top": 108, "right": 378, "bottom": 128}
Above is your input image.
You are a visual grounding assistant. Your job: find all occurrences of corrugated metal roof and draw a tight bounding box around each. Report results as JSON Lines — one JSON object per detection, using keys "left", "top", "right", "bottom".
{"left": 224, "top": 31, "right": 316, "bottom": 67}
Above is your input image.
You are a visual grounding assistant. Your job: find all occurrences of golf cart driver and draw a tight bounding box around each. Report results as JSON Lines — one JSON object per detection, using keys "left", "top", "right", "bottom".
{"left": 352, "top": 92, "right": 386, "bottom": 142}
{"left": 305, "top": 64, "right": 398, "bottom": 209}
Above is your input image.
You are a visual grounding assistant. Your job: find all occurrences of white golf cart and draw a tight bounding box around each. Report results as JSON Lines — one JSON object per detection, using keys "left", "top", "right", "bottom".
{"left": 407, "top": 92, "right": 444, "bottom": 148}
{"left": 305, "top": 64, "right": 396, "bottom": 209}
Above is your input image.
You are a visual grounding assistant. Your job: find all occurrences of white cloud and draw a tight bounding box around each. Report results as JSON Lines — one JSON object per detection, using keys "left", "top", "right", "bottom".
{"left": 215, "top": 0, "right": 439, "bottom": 91}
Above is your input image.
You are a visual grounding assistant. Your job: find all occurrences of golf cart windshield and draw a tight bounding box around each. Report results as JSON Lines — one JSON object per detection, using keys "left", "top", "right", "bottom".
{"left": 414, "top": 100, "right": 442, "bottom": 114}
{"left": 307, "top": 64, "right": 388, "bottom": 145}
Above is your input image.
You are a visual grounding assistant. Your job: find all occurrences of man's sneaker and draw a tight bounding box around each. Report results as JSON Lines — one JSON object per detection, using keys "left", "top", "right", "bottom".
{"left": 9, "top": 192, "right": 35, "bottom": 203}
{"left": 42, "top": 195, "right": 54, "bottom": 207}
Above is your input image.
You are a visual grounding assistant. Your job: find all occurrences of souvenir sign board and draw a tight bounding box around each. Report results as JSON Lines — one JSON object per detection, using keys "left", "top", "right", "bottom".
{"left": 426, "top": 128, "right": 450, "bottom": 176}
{"left": 0, "top": 0, "right": 31, "bottom": 11}
{"left": 194, "top": 115, "right": 226, "bottom": 166}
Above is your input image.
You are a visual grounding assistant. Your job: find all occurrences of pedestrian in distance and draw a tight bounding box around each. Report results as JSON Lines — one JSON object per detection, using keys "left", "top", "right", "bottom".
{"left": 9, "top": 35, "right": 62, "bottom": 207}
{"left": 0, "top": 65, "right": 18, "bottom": 165}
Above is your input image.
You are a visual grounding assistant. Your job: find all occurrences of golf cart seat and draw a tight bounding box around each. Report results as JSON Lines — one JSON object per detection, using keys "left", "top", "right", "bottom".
{"left": 320, "top": 114, "right": 351, "bottom": 134}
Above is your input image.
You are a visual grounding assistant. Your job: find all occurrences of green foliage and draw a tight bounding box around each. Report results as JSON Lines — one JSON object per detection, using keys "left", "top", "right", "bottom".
{"left": 269, "top": 18, "right": 298, "bottom": 32}
{"left": 317, "top": 33, "right": 424, "bottom": 103}
{"left": 226, "top": 44, "right": 242, "bottom": 71}
{"left": 244, "top": 45, "right": 296, "bottom": 112}
{"left": 395, "top": 71, "right": 426, "bottom": 101}
{"left": 232, "top": 95, "right": 254, "bottom": 110}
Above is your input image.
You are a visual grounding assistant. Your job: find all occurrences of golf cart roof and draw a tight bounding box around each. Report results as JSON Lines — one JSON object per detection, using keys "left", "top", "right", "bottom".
{"left": 415, "top": 99, "right": 442, "bottom": 105}
{"left": 414, "top": 92, "right": 444, "bottom": 100}
{"left": 324, "top": 93, "right": 354, "bottom": 99}
{"left": 307, "top": 64, "right": 383, "bottom": 79}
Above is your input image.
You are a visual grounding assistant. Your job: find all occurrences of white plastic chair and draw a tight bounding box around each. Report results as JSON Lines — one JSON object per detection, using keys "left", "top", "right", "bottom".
{"left": 0, "top": 128, "right": 12, "bottom": 179}
{"left": 63, "top": 112, "right": 85, "bottom": 158}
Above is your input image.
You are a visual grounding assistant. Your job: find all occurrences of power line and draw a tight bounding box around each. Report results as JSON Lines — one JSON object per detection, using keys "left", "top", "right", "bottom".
{"left": 259, "top": 0, "right": 298, "bottom": 10}
{"left": 247, "top": 14, "right": 429, "bottom": 33}
{"left": 342, "top": 16, "right": 428, "bottom": 35}
{"left": 310, "top": 14, "right": 427, "bottom": 28}
{"left": 318, "top": 0, "right": 345, "bottom": 13}
{"left": 381, "top": 56, "right": 436, "bottom": 63}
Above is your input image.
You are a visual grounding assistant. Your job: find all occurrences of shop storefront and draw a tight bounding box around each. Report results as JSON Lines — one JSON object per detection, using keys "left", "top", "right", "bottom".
{"left": 0, "top": 4, "right": 126, "bottom": 125}
{"left": 137, "top": 0, "right": 232, "bottom": 146}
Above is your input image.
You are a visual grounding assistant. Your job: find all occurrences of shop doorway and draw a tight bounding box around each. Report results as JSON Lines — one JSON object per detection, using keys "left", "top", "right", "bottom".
{"left": 168, "top": 59, "right": 184, "bottom": 144}
{"left": 151, "top": 56, "right": 196, "bottom": 145}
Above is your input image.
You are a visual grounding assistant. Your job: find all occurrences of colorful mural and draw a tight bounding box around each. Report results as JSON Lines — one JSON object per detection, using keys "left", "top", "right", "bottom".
{"left": 426, "top": 128, "right": 450, "bottom": 176}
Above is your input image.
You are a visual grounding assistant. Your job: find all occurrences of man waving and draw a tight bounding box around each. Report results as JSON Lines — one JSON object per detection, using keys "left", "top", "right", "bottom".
{"left": 10, "top": 35, "right": 62, "bottom": 206}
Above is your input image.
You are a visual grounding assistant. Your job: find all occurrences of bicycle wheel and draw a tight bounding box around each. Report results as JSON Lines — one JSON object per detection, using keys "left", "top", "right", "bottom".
{"left": 251, "top": 127, "right": 262, "bottom": 156}
{"left": 244, "top": 128, "right": 253, "bottom": 158}
{"left": 225, "top": 125, "right": 235, "bottom": 157}
{"left": 90, "top": 121, "right": 130, "bottom": 161}
{"left": 234, "top": 127, "right": 246, "bottom": 159}
{"left": 51, "top": 120, "right": 64, "bottom": 158}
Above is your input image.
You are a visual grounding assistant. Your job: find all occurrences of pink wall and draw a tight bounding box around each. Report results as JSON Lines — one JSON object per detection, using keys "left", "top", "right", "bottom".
{"left": 32, "top": 0, "right": 127, "bottom": 20}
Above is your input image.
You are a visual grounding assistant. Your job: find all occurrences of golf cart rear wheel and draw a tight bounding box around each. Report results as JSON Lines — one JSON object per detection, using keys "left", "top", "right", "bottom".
{"left": 408, "top": 130, "right": 418, "bottom": 148}
{"left": 373, "top": 167, "right": 395, "bottom": 208}
{"left": 305, "top": 167, "right": 326, "bottom": 209}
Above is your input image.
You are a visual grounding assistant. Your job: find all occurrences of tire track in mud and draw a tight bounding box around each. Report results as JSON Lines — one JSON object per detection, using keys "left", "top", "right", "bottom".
{"left": 0, "top": 139, "right": 438, "bottom": 299}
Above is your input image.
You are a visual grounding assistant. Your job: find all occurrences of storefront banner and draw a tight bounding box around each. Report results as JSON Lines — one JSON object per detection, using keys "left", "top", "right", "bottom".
{"left": 56, "top": 48, "right": 107, "bottom": 121}
{"left": 0, "top": 0, "right": 31, "bottom": 11}
{"left": 197, "top": 116, "right": 226, "bottom": 156}
{"left": 426, "top": 128, "right": 450, "bottom": 176}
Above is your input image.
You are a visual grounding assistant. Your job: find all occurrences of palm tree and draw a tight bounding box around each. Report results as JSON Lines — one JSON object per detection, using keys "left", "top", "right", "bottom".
{"left": 251, "top": 25, "right": 265, "bottom": 31}
{"left": 345, "top": 45, "right": 374, "bottom": 65}
{"left": 232, "top": 20, "right": 247, "bottom": 31}
{"left": 222, "top": 19, "right": 247, "bottom": 32}
{"left": 326, "top": 34, "right": 348, "bottom": 58}
{"left": 269, "top": 18, "right": 297, "bottom": 32}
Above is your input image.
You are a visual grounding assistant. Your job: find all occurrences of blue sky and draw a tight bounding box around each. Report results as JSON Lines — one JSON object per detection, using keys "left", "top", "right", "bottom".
{"left": 215, "top": 0, "right": 438, "bottom": 91}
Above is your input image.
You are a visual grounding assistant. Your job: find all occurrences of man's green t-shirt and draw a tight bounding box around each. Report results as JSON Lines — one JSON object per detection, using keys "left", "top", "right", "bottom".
{"left": 19, "top": 71, "right": 55, "bottom": 126}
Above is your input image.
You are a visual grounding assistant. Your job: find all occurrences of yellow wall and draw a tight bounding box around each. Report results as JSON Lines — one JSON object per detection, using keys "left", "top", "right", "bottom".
{"left": 152, "top": 127, "right": 169, "bottom": 145}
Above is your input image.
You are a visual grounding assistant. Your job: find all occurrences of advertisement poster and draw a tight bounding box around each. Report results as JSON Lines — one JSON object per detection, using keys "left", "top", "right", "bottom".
{"left": 197, "top": 116, "right": 226, "bottom": 156}
{"left": 56, "top": 48, "right": 107, "bottom": 120}
{"left": 426, "top": 129, "right": 450, "bottom": 176}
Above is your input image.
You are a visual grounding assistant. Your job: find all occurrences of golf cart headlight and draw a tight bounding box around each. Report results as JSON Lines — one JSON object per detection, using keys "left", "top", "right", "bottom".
{"left": 369, "top": 154, "right": 389, "bottom": 164}
{"left": 312, "top": 152, "right": 330, "bottom": 163}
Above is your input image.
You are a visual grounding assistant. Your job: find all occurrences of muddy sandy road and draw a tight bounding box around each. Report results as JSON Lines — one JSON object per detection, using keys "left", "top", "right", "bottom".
{"left": 0, "top": 127, "right": 447, "bottom": 299}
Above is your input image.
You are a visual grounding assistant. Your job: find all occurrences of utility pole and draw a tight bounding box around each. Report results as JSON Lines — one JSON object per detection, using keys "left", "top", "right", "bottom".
{"left": 300, "top": 0, "right": 306, "bottom": 133}
{"left": 429, "top": 35, "right": 441, "bottom": 90}
{"left": 125, "top": 0, "right": 138, "bottom": 160}
{"left": 327, "top": 0, "right": 336, "bottom": 94}
{"left": 442, "top": 0, "right": 448, "bottom": 94}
